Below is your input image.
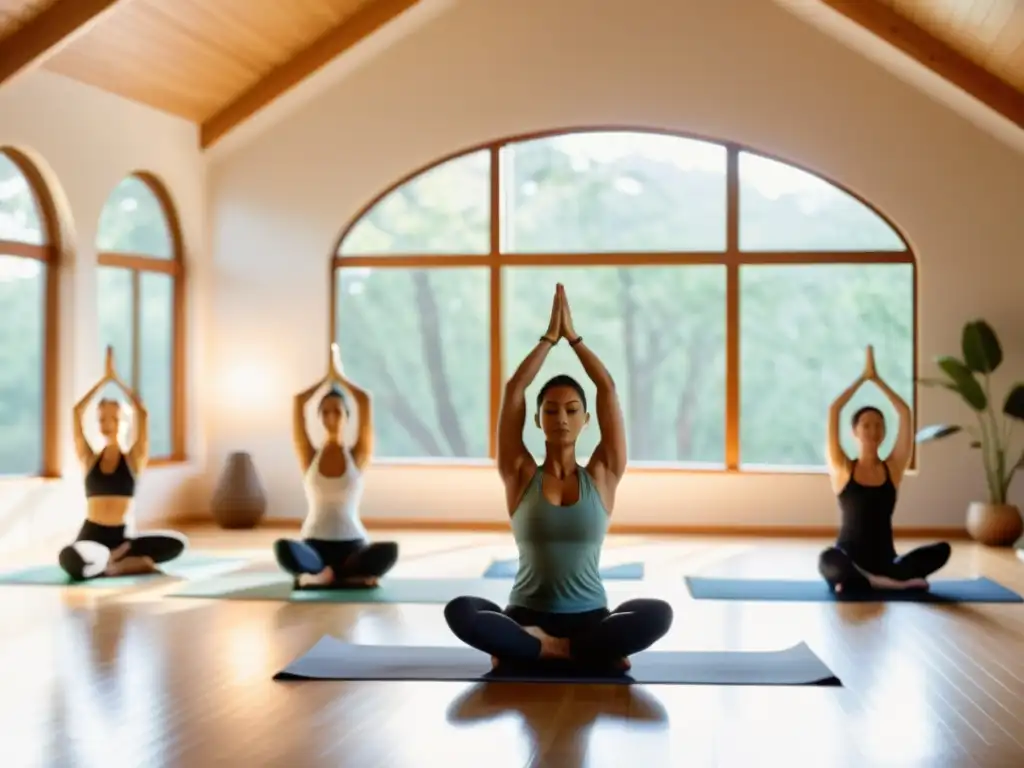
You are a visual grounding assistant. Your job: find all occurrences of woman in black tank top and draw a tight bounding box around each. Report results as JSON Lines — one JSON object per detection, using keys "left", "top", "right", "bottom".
{"left": 820, "top": 346, "right": 950, "bottom": 594}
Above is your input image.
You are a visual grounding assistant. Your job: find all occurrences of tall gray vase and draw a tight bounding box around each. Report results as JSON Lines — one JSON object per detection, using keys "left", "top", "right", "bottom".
{"left": 211, "top": 452, "right": 267, "bottom": 529}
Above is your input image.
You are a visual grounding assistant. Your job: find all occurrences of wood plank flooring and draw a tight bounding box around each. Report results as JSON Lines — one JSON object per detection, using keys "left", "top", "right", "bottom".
{"left": 1, "top": 528, "right": 1022, "bottom": 767}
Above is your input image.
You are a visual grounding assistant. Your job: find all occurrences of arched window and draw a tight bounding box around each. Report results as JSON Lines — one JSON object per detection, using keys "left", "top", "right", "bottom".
{"left": 0, "top": 148, "right": 60, "bottom": 477}
{"left": 333, "top": 130, "right": 915, "bottom": 470}
{"left": 96, "top": 174, "right": 184, "bottom": 462}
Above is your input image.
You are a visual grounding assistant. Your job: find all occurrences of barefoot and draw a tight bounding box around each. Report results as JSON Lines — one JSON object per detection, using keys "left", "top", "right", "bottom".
{"left": 616, "top": 657, "right": 632, "bottom": 671}
{"left": 298, "top": 566, "right": 336, "bottom": 588}
{"left": 491, "top": 655, "right": 500, "bottom": 670}
{"left": 522, "top": 626, "right": 570, "bottom": 659}
{"left": 105, "top": 555, "right": 157, "bottom": 577}
{"left": 109, "top": 542, "right": 131, "bottom": 562}
{"left": 866, "top": 573, "right": 929, "bottom": 591}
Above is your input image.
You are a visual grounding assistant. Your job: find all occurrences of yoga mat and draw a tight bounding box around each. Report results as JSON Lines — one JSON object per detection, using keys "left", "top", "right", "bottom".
{"left": 273, "top": 635, "right": 841, "bottom": 687}
{"left": 0, "top": 553, "right": 247, "bottom": 588}
{"left": 483, "top": 559, "right": 644, "bottom": 580}
{"left": 170, "top": 573, "right": 517, "bottom": 605}
{"left": 685, "top": 576, "right": 1024, "bottom": 603}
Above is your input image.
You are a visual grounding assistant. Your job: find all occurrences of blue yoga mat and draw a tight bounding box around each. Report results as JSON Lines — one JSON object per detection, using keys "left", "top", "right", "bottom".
{"left": 483, "top": 559, "right": 644, "bottom": 580}
{"left": 685, "top": 576, "right": 1023, "bottom": 603}
{"left": 0, "top": 554, "right": 247, "bottom": 588}
{"left": 274, "top": 635, "right": 841, "bottom": 686}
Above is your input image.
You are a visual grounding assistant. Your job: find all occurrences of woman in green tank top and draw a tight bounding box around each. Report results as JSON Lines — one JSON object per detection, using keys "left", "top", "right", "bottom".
{"left": 444, "top": 284, "right": 673, "bottom": 674}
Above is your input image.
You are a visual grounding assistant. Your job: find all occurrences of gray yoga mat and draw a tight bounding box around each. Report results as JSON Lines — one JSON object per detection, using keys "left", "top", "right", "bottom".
{"left": 169, "top": 573, "right": 516, "bottom": 604}
{"left": 274, "top": 635, "right": 841, "bottom": 686}
{"left": 685, "top": 576, "right": 1024, "bottom": 603}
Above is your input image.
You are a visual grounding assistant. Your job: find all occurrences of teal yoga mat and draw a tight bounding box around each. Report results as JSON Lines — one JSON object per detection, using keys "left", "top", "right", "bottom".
{"left": 0, "top": 553, "right": 248, "bottom": 588}
{"left": 169, "top": 572, "right": 516, "bottom": 604}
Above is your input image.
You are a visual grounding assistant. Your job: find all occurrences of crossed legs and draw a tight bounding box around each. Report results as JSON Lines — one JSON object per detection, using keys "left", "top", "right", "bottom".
{"left": 274, "top": 538, "right": 399, "bottom": 588}
{"left": 443, "top": 596, "right": 674, "bottom": 671}
{"left": 818, "top": 542, "right": 952, "bottom": 593}
{"left": 58, "top": 522, "right": 188, "bottom": 582}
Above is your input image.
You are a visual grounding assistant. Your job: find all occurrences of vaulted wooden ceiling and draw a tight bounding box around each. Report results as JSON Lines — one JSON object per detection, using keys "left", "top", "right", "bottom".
{"left": 1, "top": 0, "right": 1023, "bottom": 151}
{"left": 0, "top": 0, "right": 422, "bottom": 148}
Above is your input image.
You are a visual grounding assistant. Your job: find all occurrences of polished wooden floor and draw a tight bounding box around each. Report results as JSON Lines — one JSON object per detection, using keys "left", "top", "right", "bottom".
{"left": 2, "top": 528, "right": 1023, "bottom": 768}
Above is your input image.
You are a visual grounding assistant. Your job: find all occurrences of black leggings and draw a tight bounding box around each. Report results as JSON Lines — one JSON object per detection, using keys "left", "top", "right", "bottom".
{"left": 58, "top": 521, "right": 188, "bottom": 582}
{"left": 818, "top": 542, "right": 951, "bottom": 590}
{"left": 443, "top": 596, "right": 673, "bottom": 665}
{"left": 273, "top": 538, "right": 399, "bottom": 585}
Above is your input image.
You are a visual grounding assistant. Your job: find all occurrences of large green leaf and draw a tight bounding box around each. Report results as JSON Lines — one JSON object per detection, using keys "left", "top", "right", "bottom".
{"left": 1003, "top": 384, "right": 1024, "bottom": 421}
{"left": 915, "top": 424, "right": 962, "bottom": 442}
{"left": 962, "top": 320, "right": 1002, "bottom": 373}
{"left": 936, "top": 356, "right": 987, "bottom": 410}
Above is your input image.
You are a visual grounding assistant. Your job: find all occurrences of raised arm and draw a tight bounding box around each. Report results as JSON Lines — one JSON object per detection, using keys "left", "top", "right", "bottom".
{"left": 560, "top": 286, "right": 626, "bottom": 480}
{"left": 497, "top": 288, "right": 562, "bottom": 483}
{"left": 120, "top": 380, "right": 149, "bottom": 472}
{"left": 331, "top": 344, "right": 374, "bottom": 471}
{"left": 293, "top": 376, "right": 327, "bottom": 473}
{"left": 72, "top": 378, "right": 108, "bottom": 469}
{"left": 827, "top": 347, "right": 872, "bottom": 483}
{"left": 870, "top": 354, "right": 914, "bottom": 483}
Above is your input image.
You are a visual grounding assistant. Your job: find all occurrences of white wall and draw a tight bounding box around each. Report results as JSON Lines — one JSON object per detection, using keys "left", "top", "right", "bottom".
{"left": 0, "top": 71, "right": 207, "bottom": 552}
{"left": 208, "top": 0, "right": 1024, "bottom": 530}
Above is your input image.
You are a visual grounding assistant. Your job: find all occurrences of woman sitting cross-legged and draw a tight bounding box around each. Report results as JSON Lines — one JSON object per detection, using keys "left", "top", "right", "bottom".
{"left": 274, "top": 345, "right": 398, "bottom": 589}
{"left": 58, "top": 347, "right": 188, "bottom": 581}
{"left": 444, "top": 284, "right": 673, "bottom": 673}
{"left": 819, "top": 345, "right": 951, "bottom": 594}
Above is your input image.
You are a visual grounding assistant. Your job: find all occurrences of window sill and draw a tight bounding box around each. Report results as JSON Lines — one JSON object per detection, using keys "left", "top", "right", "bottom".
{"left": 146, "top": 456, "right": 189, "bottom": 468}
{"left": 367, "top": 460, "right": 921, "bottom": 477}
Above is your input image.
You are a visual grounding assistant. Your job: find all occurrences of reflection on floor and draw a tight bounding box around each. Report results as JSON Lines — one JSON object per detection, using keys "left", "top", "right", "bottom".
{"left": 1, "top": 526, "right": 1022, "bottom": 767}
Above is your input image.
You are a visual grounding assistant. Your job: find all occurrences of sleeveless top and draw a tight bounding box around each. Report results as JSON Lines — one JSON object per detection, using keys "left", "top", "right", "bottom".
{"left": 836, "top": 459, "right": 898, "bottom": 569}
{"left": 300, "top": 446, "right": 367, "bottom": 542}
{"left": 508, "top": 467, "right": 609, "bottom": 613}
{"left": 84, "top": 453, "right": 135, "bottom": 498}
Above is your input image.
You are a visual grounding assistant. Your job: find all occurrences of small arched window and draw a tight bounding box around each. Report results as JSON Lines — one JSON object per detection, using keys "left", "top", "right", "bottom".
{"left": 96, "top": 174, "right": 185, "bottom": 461}
{"left": 0, "top": 148, "right": 61, "bottom": 477}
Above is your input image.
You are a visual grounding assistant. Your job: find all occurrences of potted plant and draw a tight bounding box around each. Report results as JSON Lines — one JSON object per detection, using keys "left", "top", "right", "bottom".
{"left": 916, "top": 320, "right": 1024, "bottom": 546}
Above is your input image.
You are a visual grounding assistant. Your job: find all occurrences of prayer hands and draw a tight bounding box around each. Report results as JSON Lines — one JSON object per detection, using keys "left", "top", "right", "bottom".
{"left": 545, "top": 285, "right": 563, "bottom": 342}
{"left": 558, "top": 284, "right": 578, "bottom": 341}
{"left": 862, "top": 345, "right": 878, "bottom": 382}
{"left": 329, "top": 342, "right": 345, "bottom": 381}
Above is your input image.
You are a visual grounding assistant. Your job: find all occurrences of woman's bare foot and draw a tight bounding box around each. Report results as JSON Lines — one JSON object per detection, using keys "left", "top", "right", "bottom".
{"left": 298, "top": 566, "right": 336, "bottom": 588}
{"left": 336, "top": 576, "right": 379, "bottom": 588}
{"left": 866, "top": 573, "right": 929, "bottom": 591}
{"left": 109, "top": 542, "right": 131, "bottom": 562}
{"left": 105, "top": 555, "right": 157, "bottom": 577}
{"left": 616, "top": 657, "right": 632, "bottom": 671}
{"left": 522, "top": 626, "right": 571, "bottom": 659}
{"left": 491, "top": 655, "right": 500, "bottom": 670}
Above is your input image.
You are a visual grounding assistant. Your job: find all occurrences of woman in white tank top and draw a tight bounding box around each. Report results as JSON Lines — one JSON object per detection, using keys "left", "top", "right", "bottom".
{"left": 273, "top": 346, "right": 398, "bottom": 589}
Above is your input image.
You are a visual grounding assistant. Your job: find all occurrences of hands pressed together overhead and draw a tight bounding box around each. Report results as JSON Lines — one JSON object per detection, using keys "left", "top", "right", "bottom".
{"left": 542, "top": 283, "right": 580, "bottom": 345}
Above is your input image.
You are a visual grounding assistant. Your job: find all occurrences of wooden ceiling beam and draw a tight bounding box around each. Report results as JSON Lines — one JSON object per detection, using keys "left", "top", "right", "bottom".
{"left": 200, "top": 0, "right": 422, "bottom": 150}
{"left": 0, "top": 0, "right": 129, "bottom": 87}
{"left": 820, "top": 0, "right": 1024, "bottom": 129}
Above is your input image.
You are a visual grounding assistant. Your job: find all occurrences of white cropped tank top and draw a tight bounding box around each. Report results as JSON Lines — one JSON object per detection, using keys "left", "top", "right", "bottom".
{"left": 300, "top": 446, "right": 368, "bottom": 542}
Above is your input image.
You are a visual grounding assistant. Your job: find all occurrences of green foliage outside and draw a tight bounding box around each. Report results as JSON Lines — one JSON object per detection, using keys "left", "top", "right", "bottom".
{"left": 335, "top": 132, "right": 914, "bottom": 466}
{"left": 0, "top": 164, "right": 175, "bottom": 475}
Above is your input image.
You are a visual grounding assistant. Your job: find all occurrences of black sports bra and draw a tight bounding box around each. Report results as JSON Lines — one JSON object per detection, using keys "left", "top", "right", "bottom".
{"left": 84, "top": 453, "right": 136, "bottom": 499}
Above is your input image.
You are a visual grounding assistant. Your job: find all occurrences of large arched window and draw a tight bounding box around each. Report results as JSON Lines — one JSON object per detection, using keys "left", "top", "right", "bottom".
{"left": 333, "top": 130, "right": 915, "bottom": 470}
{"left": 96, "top": 174, "right": 185, "bottom": 462}
{"left": 0, "top": 148, "right": 60, "bottom": 477}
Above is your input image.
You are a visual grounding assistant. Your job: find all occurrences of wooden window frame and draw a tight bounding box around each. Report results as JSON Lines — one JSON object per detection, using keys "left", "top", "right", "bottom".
{"left": 0, "top": 148, "right": 61, "bottom": 479}
{"left": 96, "top": 173, "right": 187, "bottom": 465}
{"left": 329, "top": 128, "right": 918, "bottom": 474}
